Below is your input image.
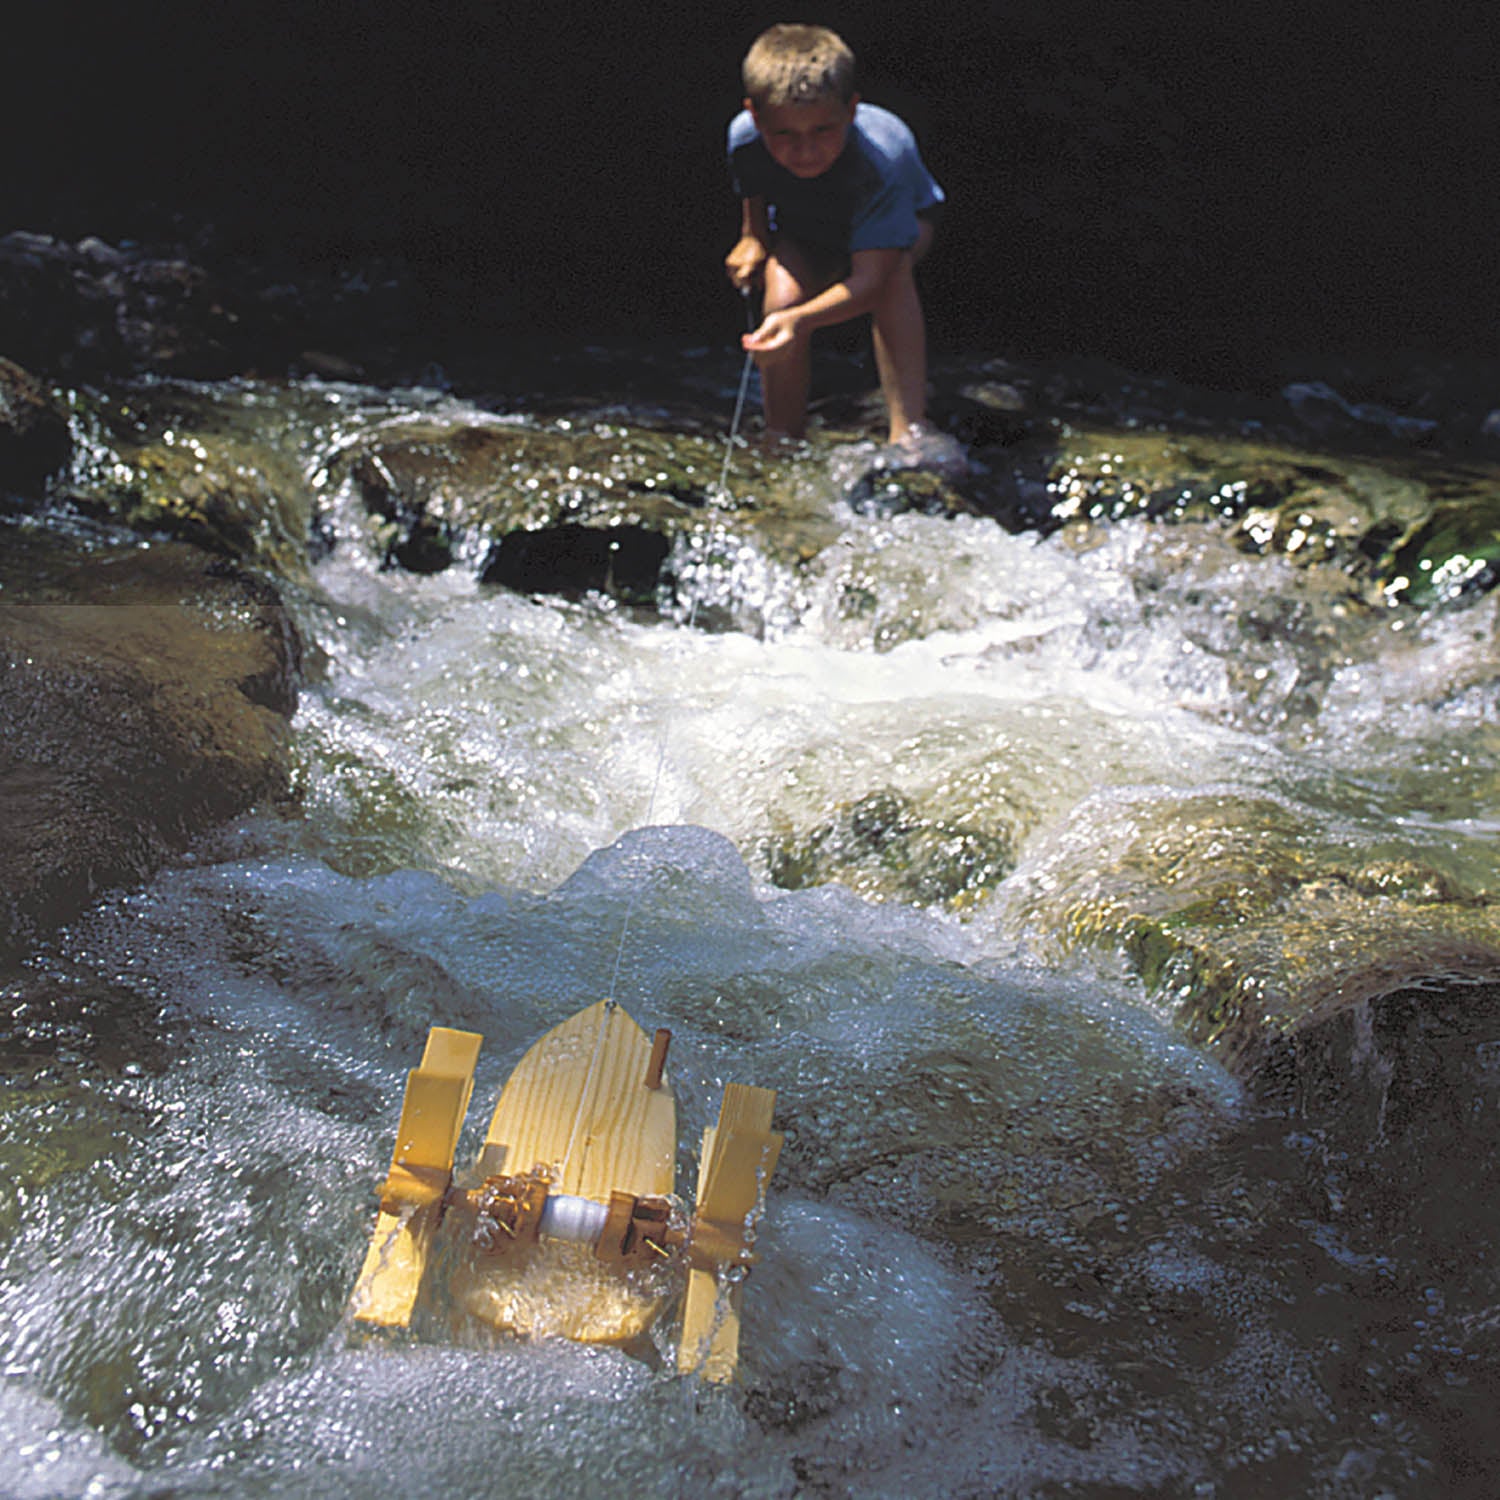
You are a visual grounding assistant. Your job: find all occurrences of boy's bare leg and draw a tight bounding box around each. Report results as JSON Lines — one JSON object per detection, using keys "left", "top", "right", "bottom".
{"left": 758, "top": 237, "right": 836, "bottom": 438}
{"left": 871, "top": 219, "right": 935, "bottom": 444}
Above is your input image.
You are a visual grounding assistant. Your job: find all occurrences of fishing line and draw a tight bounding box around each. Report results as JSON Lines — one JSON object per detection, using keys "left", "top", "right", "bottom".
{"left": 602, "top": 290, "right": 758, "bottom": 1011}
{"left": 514, "top": 296, "right": 757, "bottom": 915}
{"left": 558, "top": 296, "right": 757, "bottom": 1187}
{"left": 715, "top": 290, "right": 758, "bottom": 504}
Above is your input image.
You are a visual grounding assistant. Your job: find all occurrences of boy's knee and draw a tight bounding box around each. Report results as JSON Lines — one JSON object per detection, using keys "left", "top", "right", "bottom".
{"left": 767, "top": 235, "right": 847, "bottom": 305}
{"left": 762, "top": 256, "right": 806, "bottom": 313}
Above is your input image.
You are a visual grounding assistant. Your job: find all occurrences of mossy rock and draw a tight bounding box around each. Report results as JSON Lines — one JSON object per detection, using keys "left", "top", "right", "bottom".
{"left": 1002, "top": 789, "right": 1500, "bottom": 1077}
{"left": 53, "top": 385, "right": 315, "bottom": 572}
{"left": 1380, "top": 490, "right": 1500, "bottom": 604}
{"left": 764, "top": 786, "right": 1015, "bottom": 908}
{"left": 332, "top": 417, "right": 840, "bottom": 589}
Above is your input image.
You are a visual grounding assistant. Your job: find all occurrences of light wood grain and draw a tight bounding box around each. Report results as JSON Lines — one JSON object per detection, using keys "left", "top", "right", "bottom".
{"left": 482, "top": 1001, "right": 674, "bottom": 1199}
{"left": 349, "top": 1203, "right": 440, "bottom": 1328}
{"left": 678, "top": 1085, "right": 782, "bottom": 1382}
{"left": 350, "top": 1027, "right": 483, "bottom": 1329}
{"left": 462, "top": 1001, "right": 677, "bottom": 1343}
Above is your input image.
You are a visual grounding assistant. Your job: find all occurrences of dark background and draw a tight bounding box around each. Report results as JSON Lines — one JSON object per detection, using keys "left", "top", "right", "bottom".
{"left": 10, "top": 2, "right": 1494, "bottom": 389}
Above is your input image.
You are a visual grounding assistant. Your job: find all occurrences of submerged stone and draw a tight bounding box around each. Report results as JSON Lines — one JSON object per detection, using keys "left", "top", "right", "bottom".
{"left": 764, "top": 786, "right": 1016, "bottom": 908}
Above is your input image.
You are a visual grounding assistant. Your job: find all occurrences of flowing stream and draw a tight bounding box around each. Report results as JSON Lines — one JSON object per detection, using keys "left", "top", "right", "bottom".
{"left": 4, "top": 346, "right": 1500, "bottom": 1497}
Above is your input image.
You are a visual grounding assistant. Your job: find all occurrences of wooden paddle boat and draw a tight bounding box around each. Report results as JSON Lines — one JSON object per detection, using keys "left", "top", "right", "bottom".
{"left": 346, "top": 1000, "right": 782, "bottom": 1382}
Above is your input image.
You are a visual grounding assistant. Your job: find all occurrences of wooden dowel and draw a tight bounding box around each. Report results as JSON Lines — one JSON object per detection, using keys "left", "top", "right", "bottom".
{"left": 645, "top": 1028, "right": 671, "bottom": 1090}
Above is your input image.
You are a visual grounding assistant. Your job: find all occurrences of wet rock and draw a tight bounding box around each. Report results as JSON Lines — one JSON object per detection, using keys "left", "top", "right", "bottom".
{"left": 0, "top": 525, "right": 302, "bottom": 955}
{"left": 832, "top": 423, "right": 978, "bottom": 518}
{"left": 72, "top": 434, "right": 311, "bottom": 570}
{"left": 947, "top": 379, "right": 1036, "bottom": 449}
{"left": 1282, "top": 380, "right": 1439, "bottom": 446}
{"left": 916, "top": 357, "right": 1500, "bottom": 607}
{"left": 52, "top": 383, "right": 316, "bottom": 575}
{"left": 844, "top": 464, "right": 979, "bottom": 519}
{"left": 1242, "top": 955, "right": 1500, "bottom": 1277}
{"left": 921, "top": 356, "right": 1500, "bottom": 601}
{"left": 997, "top": 789, "right": 1500, "bottom": 1100}
{"left": 1017, "top": 423, "right": 1500, "bottom": 606}
{"left": 480, "top": 524, "right": 670, "bottom": 604}
{"left": 332, "top": 416, "right": 844, "bottom": 610}
{"left": 1379, "top": 490, "right": 1500, "bottom": 606}
{"left": 958, "top": 380, "right": 1027, "bottom": 415}
{"left": 1041, "top": 428, "right": 1421, "bottom": 540}
{"left": 0, "top": 356, "right": 70, "bottom": 495}
{"left": 340, "top": 418, "right": 715, "bottom": 585}
{"left": 1253, "top": 958, "right": 1500, "bottom": 1141}
{"left": 344, "top": 421, "right": 702, "bottom": 540}
{"left": 764, "top": 786, "right": 1016, "bottom": 908}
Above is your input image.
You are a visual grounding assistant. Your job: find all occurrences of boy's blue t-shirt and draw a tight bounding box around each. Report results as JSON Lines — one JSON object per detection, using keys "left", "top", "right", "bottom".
{"left": 728, "top": 101, "right": 944, "bottom": 255}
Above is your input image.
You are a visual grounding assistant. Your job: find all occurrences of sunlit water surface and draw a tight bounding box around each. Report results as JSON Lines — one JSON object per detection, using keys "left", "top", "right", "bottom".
{"left": 4, "top": 370, "right": 1499, "bottom": 1497}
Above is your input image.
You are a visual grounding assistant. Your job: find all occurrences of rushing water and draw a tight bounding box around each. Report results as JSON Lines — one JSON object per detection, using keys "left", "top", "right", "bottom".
{"left": 4, "top": 349, "right": 1500, "bottom": 1497}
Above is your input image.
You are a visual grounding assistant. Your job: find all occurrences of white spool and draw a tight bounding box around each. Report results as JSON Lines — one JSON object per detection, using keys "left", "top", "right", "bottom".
{"left": 538, "top": 1193, "right": 611, "bottom": 1246}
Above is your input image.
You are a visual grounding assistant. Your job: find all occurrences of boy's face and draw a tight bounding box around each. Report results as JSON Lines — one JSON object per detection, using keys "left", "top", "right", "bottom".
{"left": 748, "top": 94, "right": 858, "bottom": 179}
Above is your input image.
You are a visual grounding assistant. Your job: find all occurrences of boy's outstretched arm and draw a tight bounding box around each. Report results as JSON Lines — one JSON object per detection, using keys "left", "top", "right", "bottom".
{"left": 742, "top": 247, "right": 903, "bottom": 359}
{"left": 725, "top": 198, "right": 771, "bottom": 290}
{"left": 745, "top": 244, "right": 929, "bottom": 443}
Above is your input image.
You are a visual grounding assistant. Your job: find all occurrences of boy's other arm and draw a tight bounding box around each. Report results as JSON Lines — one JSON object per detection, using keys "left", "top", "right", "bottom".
{"left": 742, "top": 247, "right": 903, "bottom": 360}
{"left": 725, "top": 197, "right": 771, "bottom": 290}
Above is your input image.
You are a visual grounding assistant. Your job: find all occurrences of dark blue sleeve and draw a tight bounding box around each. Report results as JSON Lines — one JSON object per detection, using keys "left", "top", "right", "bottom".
{"left": 847, "top": 106, "right": 944, "bottom": 251}
{"left": 849, "top": 179, "right": 923, "bottom": 251}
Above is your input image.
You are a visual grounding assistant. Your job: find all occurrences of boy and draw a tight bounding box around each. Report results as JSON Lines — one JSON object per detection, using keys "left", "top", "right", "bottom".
{"left": 724, "top": 24, "right": 944, "bottom": 447}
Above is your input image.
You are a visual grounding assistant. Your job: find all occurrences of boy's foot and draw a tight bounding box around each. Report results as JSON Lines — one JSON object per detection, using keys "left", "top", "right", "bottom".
{"left": 744, "top": 428, "right": 806, "bottom": 460}
{"left": 885, "top": 421, "right": 971, "bottom": 478}
{"left": 826, "top": 422, "right": 973, "bottom": 500}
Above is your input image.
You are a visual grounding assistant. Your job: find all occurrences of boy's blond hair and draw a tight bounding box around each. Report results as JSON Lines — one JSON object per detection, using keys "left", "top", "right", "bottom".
{"left": 742, "top": 24, "right": 856, "bottom": 108}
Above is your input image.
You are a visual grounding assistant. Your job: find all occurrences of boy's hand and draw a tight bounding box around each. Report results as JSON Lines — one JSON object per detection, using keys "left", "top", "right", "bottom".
{"left": 742, "top": 309, "right": 805, "bottom": 364}
{"left": 724, "top": 235, "right": 768, "bottom": 291}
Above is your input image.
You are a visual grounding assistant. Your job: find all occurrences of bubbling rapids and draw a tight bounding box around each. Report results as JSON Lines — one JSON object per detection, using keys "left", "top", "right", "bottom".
{"left": 4, "top": 351, "right": 1500, "bottom": 1497}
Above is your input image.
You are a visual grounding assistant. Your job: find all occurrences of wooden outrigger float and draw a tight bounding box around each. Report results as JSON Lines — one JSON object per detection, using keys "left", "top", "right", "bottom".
{"left": 347, "top": 1000, "right": 782, "bottom": 1382}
